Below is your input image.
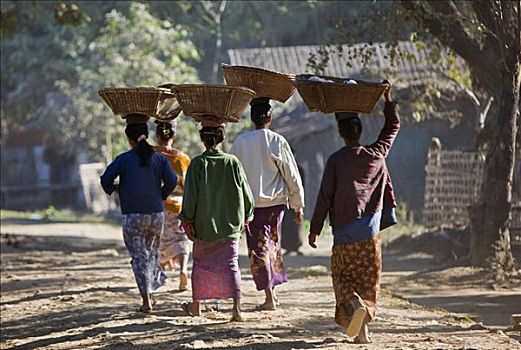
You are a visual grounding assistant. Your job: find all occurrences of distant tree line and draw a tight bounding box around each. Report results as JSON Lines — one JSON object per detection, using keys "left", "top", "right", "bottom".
{"left": 1, "top": 0, "right": 373, "bottom": 159}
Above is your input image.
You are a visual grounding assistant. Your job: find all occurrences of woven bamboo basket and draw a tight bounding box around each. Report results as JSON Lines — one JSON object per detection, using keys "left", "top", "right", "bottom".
{"left": 98, "top": 87, "right": 180, "bottom": 120}
{"left": 294, "top": 75, "right": 389, "bottom": 114}
{"left": 222, "top": 64, "right": 295, "bottom": 103}
{"left": 170, "top": 84, "right": 256, "bottom": 123}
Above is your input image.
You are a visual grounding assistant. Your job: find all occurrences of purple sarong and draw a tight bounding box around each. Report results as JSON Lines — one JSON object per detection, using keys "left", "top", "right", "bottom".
{"left": 192, "top": 239, "right": 241, "bottom": 301}
{"left": 247, "top": 204, "right": 287, "bottom": 290}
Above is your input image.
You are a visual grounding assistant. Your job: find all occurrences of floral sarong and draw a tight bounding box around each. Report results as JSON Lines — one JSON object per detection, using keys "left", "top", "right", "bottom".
{"left": 122, "top": 212, "right": 167, "bottom": 296}
{"left": 331, "top": 236, "right": 382, "bottom": 327}
{"left": 247, "top": 204, "right": 287, "bottom": 291}
{"left": 192, "top": 239, "right": 241, "bottom": 301}
{"left": 159, "top": 210, "right": 191, "bottom": 270}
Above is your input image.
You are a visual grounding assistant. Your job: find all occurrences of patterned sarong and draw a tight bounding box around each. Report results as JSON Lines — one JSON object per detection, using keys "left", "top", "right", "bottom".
{"left": 192, "top": 239, "right": 241, "bottom": 301}
{"left": 247, "top": 205, "right": 287, "bottom": 291}
{"left": 159, "top": 210, "right": 191, "bottom": 270}
{"left": 331, "top": 236, "right": 382, "bottom": 327}
{"left": 122, "top": 212, "right": 167, "bottom": 296}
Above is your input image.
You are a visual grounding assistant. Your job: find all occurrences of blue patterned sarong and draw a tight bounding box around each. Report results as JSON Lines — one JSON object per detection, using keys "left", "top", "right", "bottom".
{"left": 122, "top": 212, "right": 167, "bottom": 296}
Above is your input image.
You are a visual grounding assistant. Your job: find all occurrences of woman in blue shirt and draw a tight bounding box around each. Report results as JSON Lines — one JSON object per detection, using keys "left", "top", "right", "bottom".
{"left": 100, "top": 120, "right": 177, "bottom": 313}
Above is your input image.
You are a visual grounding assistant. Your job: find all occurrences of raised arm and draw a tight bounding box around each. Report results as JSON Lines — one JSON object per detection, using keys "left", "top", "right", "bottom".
{"left": 366, "top": 82, "right": 400, "bottom": 159}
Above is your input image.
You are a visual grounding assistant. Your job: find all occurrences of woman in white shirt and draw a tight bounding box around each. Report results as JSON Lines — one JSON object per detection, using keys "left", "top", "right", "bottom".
{"left": 231, "top": 97, "right": 305, "bottom": 310}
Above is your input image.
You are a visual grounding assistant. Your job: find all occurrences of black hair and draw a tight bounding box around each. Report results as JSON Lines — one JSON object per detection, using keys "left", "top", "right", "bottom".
{"left": 199, "top": 126, "right": 225, "bottom": 149}
{"left": 156, "top": 121, "right": 175, "bottom": 142}
{"left": 250, "top": 98, "right": 272, "bottom": 127}
{"left": 125, "top": 122, "right": 154, "bottom": 167}
{"left": 251, "top": 109, "right": 271, "bottom": 127}
{"left": 337, "top": 117, "right": 362, "bottom": 142}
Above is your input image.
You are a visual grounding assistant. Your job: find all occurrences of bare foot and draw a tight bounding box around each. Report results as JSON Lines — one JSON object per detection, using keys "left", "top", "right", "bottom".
{"left": 139, "top": 304, "right": 152, "bottom": 313}
{"left": 181, "top": 302, "right": 200, "bottom": 316}
{"left": 254, "top": 302, "right": 276, "bottom": 311}
{"left": 354, "top": 324, "right": 371, "bottom": 344}
{"left": 230, "top": 312, "right": 244, "bottom": 322}
{"left": 140, "top": 294, "right": 153, "bottom": 313}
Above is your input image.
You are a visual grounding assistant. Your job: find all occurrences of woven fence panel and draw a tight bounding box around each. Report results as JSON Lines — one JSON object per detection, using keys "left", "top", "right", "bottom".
{"left": 424, "top": 145, "right": 521, "bottom": 241}
{"left": 424, "top": 147, "right": 485, "bottom": 229}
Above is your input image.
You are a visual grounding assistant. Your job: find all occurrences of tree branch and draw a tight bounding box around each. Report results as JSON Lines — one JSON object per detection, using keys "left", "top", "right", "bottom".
{"left": 194, "top": 3, "right": 215, "bottom": 26}
{"left": 495, "top": 0, "right": 519, "bottom": 63}
{"left": 399, "top": 0, "right": 501, "bottom": 94}
{"left": 467, "top": 1, "right": 507, "bottom": 69}
{"left": 200, "top": 1, "right": 216, "bottom": 19}
{"left": 218, "top": 0, "right": 227, "bottom": 20}
{"left": 443, "top": 72, "right": 494, "bottom": 131}
{"left": 470, "top": 0, "right": 499, "bottom": 40}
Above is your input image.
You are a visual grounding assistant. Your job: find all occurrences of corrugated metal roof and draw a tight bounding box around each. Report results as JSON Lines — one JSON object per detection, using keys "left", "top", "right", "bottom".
{"left": 227, "top": 41, "right": 450, "bottom": 88}
{"left": 228, "top": 41, "right": 463, "bottom": 141}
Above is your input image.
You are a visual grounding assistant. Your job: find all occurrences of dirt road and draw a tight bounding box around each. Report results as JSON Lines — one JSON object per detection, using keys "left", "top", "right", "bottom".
{"left": 1, "top": 222, "right": 519, "bottom": 349}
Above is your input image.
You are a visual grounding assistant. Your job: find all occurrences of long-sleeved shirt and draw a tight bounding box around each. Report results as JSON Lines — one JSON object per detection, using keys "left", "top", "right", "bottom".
{"left": 178, "top": 148, "right": 254, "bottom": 243}
{"left": 310, "top": 101, "right": 400, "bottom": 235}
{"left": 100, "top": 149, "right": 177, "bottom": 215}
{"left": 230, "top": 128, "right": 304, "bottom": 210}
{"left": 154, "top": 146, "right": 191, "bottom": 214}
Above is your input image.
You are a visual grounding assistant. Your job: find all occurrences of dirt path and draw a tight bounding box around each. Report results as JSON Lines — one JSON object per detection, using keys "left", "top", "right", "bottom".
{"left": 1, "top": 222, "right": 519, "bottom": 349}
{"left": 382, "top": 230, "right": 521, "bottom": 328}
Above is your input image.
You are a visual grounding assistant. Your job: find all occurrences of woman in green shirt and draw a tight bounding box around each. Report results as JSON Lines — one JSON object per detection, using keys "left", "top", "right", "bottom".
{"left": 179, "top": 119, "right": 254, "bottom": 322}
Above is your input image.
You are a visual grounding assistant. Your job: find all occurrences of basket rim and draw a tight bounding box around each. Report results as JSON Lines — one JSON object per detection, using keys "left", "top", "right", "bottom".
{"left": 170, "top": 84, "right": 256, "bottom": 96}
{"left": 98, "top": 86, "right": 174, "bottom": 95}
{"left": 221, "top": 64, "right": 295, "bottom": 80}
{"left": 295, "top": 74, "right": 389, "bottom": 87}
{"left": 98, "top": 86, "right": 180, "bottom": 119}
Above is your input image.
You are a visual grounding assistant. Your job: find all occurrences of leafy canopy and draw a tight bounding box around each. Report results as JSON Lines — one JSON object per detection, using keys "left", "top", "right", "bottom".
{"left": 1, "top": 2, "right": 201, "bottom": 158}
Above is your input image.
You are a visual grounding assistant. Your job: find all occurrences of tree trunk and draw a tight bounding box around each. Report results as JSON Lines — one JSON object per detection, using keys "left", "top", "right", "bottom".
{"left": 469, "top": 63, "right": 520, "bottom": 273}
{"left": 211, "top": 19, "right": 223, "bottom": 84}
{"left": 209, "top": 0, "right": 227, "bottom": 84}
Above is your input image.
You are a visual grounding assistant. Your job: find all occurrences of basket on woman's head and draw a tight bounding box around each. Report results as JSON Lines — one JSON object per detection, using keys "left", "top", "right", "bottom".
{"left": 98, "top": 87, "right": 181, "bottom": 122}
{"left": 170, "top": 84, "right": 256, "bottom": 123}
{"left": 293, "top": 75, "right": 389, "bottom": 115}
{"left": 222, "top": 64, "right": 295, "bottom": 103}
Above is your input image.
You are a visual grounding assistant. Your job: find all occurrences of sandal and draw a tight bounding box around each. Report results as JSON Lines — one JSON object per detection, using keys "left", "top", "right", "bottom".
{"left": 345, "top": 299, "right": 367, "bottom": 337}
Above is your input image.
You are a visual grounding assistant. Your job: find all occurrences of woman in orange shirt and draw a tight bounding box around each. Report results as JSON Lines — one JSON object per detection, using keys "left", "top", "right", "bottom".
{"left": 154, "top": 120, "right": 191, "bottom": 291}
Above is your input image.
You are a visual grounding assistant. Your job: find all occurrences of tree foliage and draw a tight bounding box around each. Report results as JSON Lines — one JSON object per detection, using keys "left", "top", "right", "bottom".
{"left": 148, "top": 1, "right": 372, "bottom": 82}
{"left": 1, "top": 2, "right": 200, "bottom": 159}
{"left": 3, "top": 1, "right": 381, "bottom": 159}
